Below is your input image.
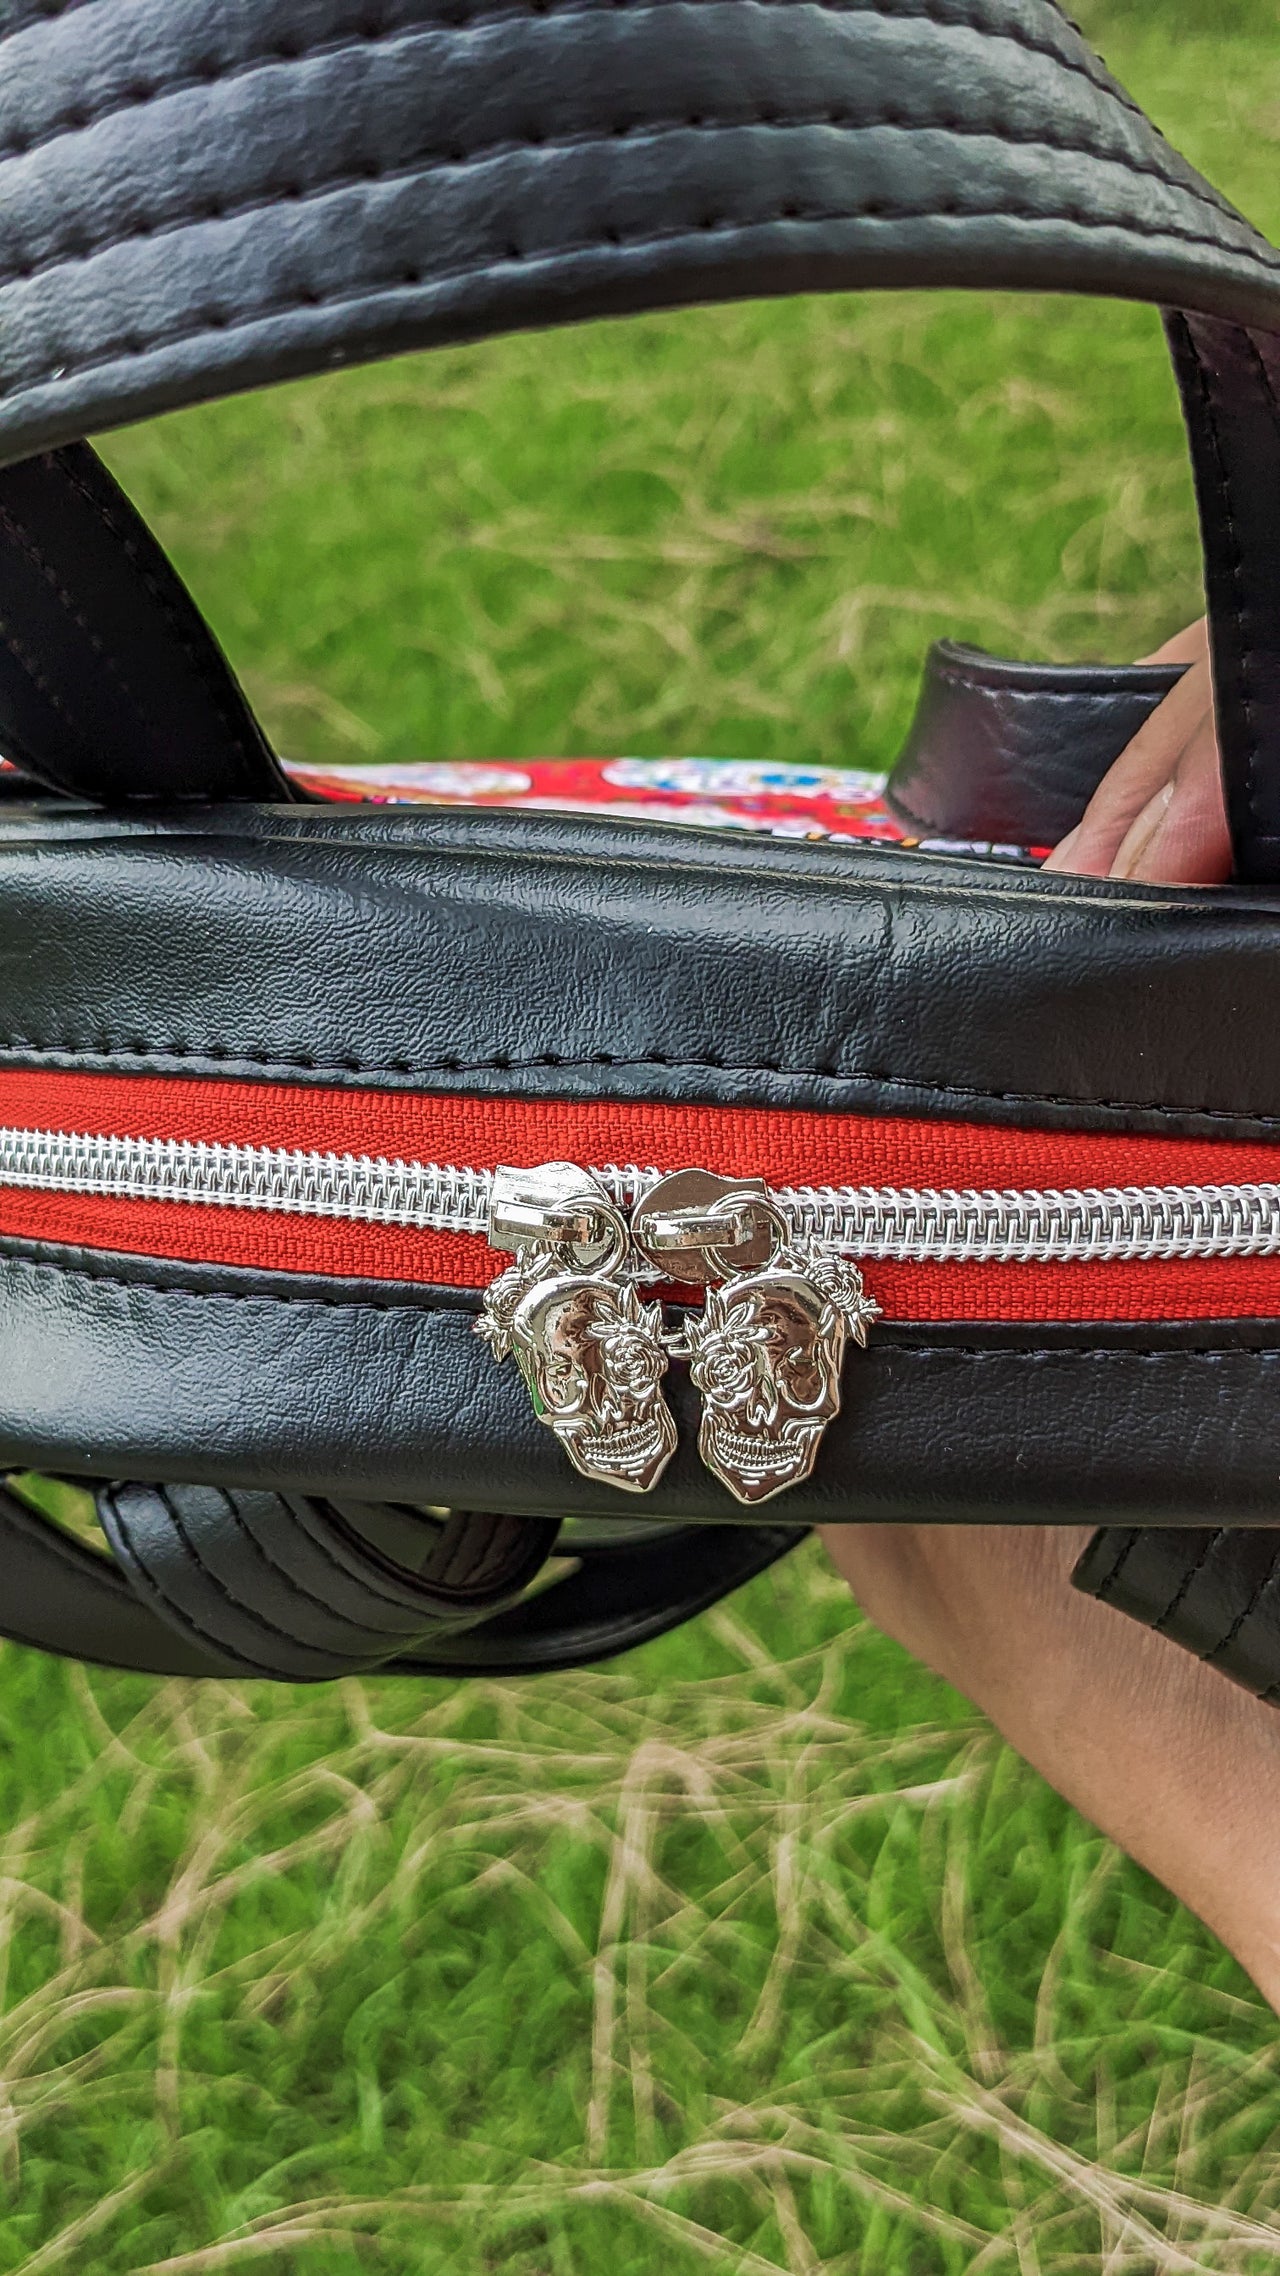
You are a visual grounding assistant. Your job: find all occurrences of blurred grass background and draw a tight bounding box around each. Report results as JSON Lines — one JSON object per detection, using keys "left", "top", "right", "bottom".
{"left": 1, "top": 3, "right": 1279, "bottom": 2268}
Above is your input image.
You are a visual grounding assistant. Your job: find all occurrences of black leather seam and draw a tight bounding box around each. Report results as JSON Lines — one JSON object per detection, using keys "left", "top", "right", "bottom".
{"left": 1203, "top": 1552, "right": 1280, "bottom": 1665}
{"left": 4, "top": 1038, "right": 1280, "bottom": 1130}
{"left": 14, "top": 199, "right": 1279, "bottom": 408}
{"left": 1151, "top": 1526, "right": 1224, "bottom": 1633}
{"left": 48, "top": 453, "right": 260, "bottom": 790}
{"left": 224, "top": 1494, "right": 425, "bottom": 1629}
{"left": 0, "top": 1, "right": 1167, "bottom": 163}
{"left": 153, "top": 1484, "right": 384, "bottom": 1665}
{"left": 5, "top": 1242, "right": 1280, "bottom": 1347}
{"left": 0, "top": 115, "right": 1245, "bottom": 299}
{"left": 1181, "top": 324, "right": 1259, "bottom": 840}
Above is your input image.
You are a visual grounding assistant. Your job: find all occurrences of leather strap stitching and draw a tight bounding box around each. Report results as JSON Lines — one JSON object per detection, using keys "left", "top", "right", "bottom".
{"left": 1151, "top": 1527, "right": 1225, "bottom": 1633}
{"left": 224, "top": 1493, "right": 429, "bottom": 1629}
{"left": 48, "top": 452, "right": 261, "bottom": 792}
{"left": 1084, "top": 1526, "right": 1141, "bottom": 1603}
{"left": 1179, "top": 322, "right": 1260, "bottom": 850}
{"left": 103, "top": 1487, "right": 283, "bottom": 1675}
{"left": 0, "top": 2, "right": 1165, "bottom": 157}
{"left": 14, "top": 198, "right": 1279, "bottom": 410}
{"left": 1203, "top": 1550, "right": 1280, "bottom": 1665}
{"left": 153, "top": 1484, "right": 389, "bottom": 1662}
{"left": 1, "top": 117, "right": 1251, "bottom": 301}
{"left": 0, "top": 607, "right": 79, "bottom": 733}
{"left": 0, "top": 497, "right": 168, "bottom": 756}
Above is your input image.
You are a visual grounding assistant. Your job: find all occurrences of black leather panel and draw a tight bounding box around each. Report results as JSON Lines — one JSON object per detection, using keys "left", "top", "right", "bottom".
{"left": 0, "top": 445, "right": 290, "bottom": 803}
{"left": 4, "top": 1252, "right": 1280, "bottom": 1526}
{"left": 0, "top": 1, "right": 1276, "bottom": 470}
{"left": 886, "top": 641, "right": 1185, "bottom": 846}
{"left": 0, "top": 804, "right": 1278, "bottom": 1132}
{"left": 1073, "top": 1524, "right": 1280, "bottom": 1703}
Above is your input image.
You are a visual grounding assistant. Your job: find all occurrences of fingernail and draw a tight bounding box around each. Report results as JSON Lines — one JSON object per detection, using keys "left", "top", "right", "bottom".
{"left": 1110, "top": 780, "right": 1174, "bottom": 880}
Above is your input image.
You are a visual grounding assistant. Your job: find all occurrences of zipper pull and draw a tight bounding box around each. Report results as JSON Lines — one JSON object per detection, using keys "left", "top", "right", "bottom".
{"left": 635, "top": 1174, "right": 880, "bottom": 1506}
{"left": 477, "top": 1165, "right": 678, "bottom": 1495}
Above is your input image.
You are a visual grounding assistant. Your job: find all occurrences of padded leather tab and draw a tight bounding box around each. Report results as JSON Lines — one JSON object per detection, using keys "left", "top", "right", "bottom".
{"left": 1073, "top": 1524, "right": 1280, "bottom": 1704}
{"left": 886, "top": 641, "right": 1185, "bottom": 846}
{"left": 98, "top": 1484, "right": 560, "bottom": 1679}
{"left": 0, "top": 444, "right": 289, "bottom": 803}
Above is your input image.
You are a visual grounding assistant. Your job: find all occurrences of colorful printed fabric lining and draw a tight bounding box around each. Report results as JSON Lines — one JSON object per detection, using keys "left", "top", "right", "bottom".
{"left": 280, "top": 755, "right": 1047, "bottom": 862}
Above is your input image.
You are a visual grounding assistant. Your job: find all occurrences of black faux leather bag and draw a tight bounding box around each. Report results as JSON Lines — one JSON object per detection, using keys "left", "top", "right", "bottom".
{"left": 2, "top": 0, "right": 1280, "bottom": 1689}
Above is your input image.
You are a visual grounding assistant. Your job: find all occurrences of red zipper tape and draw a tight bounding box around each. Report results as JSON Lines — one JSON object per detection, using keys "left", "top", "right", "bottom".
{"left": 0, "top": 1069, "right": 1276, "bottom": 1322}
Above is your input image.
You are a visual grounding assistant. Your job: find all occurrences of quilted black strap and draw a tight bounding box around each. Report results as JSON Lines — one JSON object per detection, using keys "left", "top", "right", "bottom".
{"left": 1073, "top": 1525, "right": 1280, "bottom": 1704}
{"left": 97, "top": 1484, "right": 560, "bottom": 1679}
{"left": 0, "top": 1476, "right": 807, "bottom": 1679}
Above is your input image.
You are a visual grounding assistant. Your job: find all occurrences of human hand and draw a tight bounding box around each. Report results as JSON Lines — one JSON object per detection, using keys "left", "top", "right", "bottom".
{"left": 1041, "top": 617, "right": 1231, "bottom": 883}
{"left": 823, "top": 634, "right": 1280, "bottom": 2003}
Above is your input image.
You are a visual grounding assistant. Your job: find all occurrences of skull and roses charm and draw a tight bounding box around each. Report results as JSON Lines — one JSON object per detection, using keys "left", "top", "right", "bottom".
{"left": 477, "top": 1163, "right": 879, "bottom": 1506}
{"left": 638, "top": 1179, "right": 880, "bottom": 1504}
{"left": 476, "top": 1165, "right": 678, "bottom": 1495}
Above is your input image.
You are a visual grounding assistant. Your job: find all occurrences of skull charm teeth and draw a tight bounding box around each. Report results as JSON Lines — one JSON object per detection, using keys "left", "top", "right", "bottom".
{"left": 477, "top": 1164, "right": 678, "bottom": 1495}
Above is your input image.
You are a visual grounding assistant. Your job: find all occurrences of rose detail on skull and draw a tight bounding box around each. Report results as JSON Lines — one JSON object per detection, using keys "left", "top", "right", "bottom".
{"left": 686, "top": 1265, "right": 867, "bottom": 1504}
{"left": 509, "top": 1272, "right": 678, "bottom": 1494}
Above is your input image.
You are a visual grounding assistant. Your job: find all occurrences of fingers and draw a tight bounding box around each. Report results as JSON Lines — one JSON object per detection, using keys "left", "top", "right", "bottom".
{"left": 1107, "top": 708, "right": 1231, "bottom": 884}
{"left": 1043, "top": 618, "right": 1231, "bottom": 884}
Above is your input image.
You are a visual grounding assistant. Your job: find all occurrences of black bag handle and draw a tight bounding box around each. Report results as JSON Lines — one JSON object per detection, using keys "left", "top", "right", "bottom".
{"left": 1, "top": 0, "right": 1279, "bottom": 848}
{"left": 0, "top": 1476, "right": 805, "bottom": 1679}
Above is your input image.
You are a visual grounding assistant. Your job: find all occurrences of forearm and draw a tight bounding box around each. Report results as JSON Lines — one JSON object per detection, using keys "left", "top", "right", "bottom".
{"left": 820, "top": 1521, "right": 1280, "bottom": 2009}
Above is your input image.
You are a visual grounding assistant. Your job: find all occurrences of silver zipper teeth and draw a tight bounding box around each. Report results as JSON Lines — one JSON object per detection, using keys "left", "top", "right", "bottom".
{"left": 2, "top": 1126, "right": 1279, "bottom": 1265}
{"left": 0, "top": 1129, "right": 649, "bottom": 1236}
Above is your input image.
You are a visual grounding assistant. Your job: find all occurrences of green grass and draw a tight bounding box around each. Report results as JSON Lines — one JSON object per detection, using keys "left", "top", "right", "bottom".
{"left": 2, "top": 3, "right": 1279, "bottom": 2268}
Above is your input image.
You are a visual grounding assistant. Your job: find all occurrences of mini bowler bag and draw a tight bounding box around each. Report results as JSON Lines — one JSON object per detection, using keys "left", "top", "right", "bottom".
{"left": 1, "top": 0, "right": 1280, "bottom": 1688}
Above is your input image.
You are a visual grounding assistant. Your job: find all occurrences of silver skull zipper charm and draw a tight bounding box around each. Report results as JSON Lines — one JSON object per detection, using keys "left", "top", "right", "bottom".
{"left": 635, "top": 1177, "right": 880, "bottom": 1506}
{"left": 477, "top": 1165, "right": 678, "bottom": 1494}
